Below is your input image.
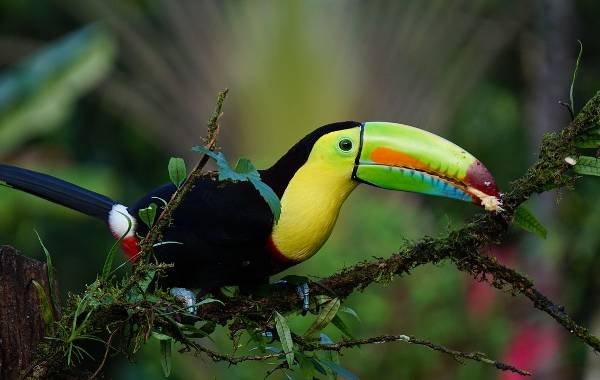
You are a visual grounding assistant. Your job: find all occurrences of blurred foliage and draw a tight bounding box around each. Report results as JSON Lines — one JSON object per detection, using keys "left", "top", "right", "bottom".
{"left": 0, "top": 1, "right": 600, "bottom": 379}
{"left": 0, "top": 25, "right": 115, "bottom": 155}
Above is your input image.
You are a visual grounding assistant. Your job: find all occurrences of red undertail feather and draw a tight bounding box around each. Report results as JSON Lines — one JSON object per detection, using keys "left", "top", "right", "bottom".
{"left": 120, "top": 236, "right": 141, "bottom": 262}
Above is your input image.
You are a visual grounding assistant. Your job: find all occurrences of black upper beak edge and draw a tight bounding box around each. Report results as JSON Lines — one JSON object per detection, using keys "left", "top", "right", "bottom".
{"left": 351, "top": 122, "right": 365, "bottom": 182}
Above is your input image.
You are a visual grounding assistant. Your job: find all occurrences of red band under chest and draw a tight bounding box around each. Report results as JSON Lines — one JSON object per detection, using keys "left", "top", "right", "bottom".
{"left": 266, "top": 235, "right": 296, "bottom": 266}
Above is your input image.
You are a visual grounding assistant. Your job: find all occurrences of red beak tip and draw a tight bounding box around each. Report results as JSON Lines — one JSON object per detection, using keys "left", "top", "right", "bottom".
{"left": 465, "top": 160, "right": 499, "bottom": 198}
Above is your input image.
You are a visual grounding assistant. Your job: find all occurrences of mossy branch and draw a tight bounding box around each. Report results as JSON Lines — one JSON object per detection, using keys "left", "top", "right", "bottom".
{"left": 195, "top": 91, "right": 600, "bottom": 351}
{"left": 29, "top": 90, "right": 600, "bottom": 378}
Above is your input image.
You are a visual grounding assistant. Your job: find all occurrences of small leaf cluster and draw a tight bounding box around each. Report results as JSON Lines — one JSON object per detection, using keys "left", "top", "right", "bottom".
{"left": 571, "top": 124, "right": 600, "bottom": 177}
{"left": 250, "top": 293, "right": 361, "bottom": 380}
{"left": 511, "top": 120, "right": 600, "bottom": 239}
{"left": 32, "top": 229, "right": 221, "bottom": 378}
{"left": 192, "top": 146, "right": 281, "bottom": 222}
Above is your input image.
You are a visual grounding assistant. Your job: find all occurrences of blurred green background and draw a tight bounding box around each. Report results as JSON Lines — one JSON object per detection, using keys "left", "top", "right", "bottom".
{"left": 1, "top": 1, "right": 599, "bottom": 379}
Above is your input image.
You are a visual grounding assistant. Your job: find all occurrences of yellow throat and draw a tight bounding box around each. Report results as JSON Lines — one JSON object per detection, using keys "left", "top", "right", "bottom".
{"left": 270, "top": 129, "right": 360, "bottom": 262}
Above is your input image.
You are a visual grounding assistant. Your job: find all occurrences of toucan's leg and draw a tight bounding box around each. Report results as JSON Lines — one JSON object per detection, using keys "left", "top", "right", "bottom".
{"left": 274, "top": 280, "right": 310, "bottom": 314}
{"left": 296, "top": 283, "right": 310, "bottom": 313}
{"left": 170, "top": 287, "right": 197, "bottom": 314}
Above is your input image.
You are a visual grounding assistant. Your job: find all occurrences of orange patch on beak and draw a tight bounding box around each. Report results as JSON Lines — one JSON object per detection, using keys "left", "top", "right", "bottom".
{"left": 371, "top": 147, "right": 430, "bottom": 172}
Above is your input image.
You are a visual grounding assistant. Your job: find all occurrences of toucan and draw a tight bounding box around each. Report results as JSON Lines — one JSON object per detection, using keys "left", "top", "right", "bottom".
{"left": 0, "top": 121, "right": 499, "bottom": 309}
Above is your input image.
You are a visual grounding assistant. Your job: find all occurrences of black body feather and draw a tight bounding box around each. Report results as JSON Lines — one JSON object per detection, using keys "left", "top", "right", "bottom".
{"left": 0, "top": 121, "right": 360, "bottom": 290}
{"left": 129, "top": 175, "right": 276, "bottom": 289}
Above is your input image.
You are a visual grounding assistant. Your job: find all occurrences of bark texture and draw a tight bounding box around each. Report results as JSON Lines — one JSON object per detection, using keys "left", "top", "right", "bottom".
{"left": 0, "top": 246, "right": 58, "bottom": 380}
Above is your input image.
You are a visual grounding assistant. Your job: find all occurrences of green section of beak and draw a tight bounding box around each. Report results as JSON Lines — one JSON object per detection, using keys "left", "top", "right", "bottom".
{"left": 354, "top": 122, "right": 498, "bottom": 203}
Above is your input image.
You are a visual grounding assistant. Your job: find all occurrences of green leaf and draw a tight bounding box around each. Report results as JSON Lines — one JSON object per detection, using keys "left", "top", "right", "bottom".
{"left": 574, "top": 156, "right": 600, "bottom": 176}
{"left": 196, "top": 297, "right": 225, "bottom": 307}
{"left": 138, "top": 270, "right": 156, "bottom": 293}
{"left": 191, "top": 145, "right": 229, "bottom": 172}
{"left": 127, "top": 270, "right": 156, "bottom": 303}
{"left": 102, "top": 240, "right": 119, "bottom": 280}
{"left": 192, "top": 145, "right": 281, "bottom": 223}
{"left": 192, "top": 146, "right": 251, "bottom": 182}
{"left": 138, "top": 203, "right": 158, "bottom": 228}
{"left": 570, "top": 40, "right": 583, "bottom": 113}
{"left": 274, "top": 311, "right": 295, "bottom": 368}
{"left": 246, "top": 329, "right": 269, "bottom": 352}
{"left": 320, "top": 359, "right": 358, "bottom": 380}
{"left": 314, "top": 295, "right": 333, "bottom": 305}
{"left": 34, "top": 231, "right": 56, "bottom": 311}
{"left": 309, "top": 357, "right": 328, "bottom": 376}
{"left": 180, "top": 322, "right": 216, "bottom": 339}
{"left": 295, "top": 351, "right": 316, "bottom": 378}
{"left": 198, "top": 321, "right": 216, "bottom": 336}
{"left": 159, "top": 338, "right": 172, "bottom": 377}
{"left": 332, "top": 315, "right": 355, "bottom": 339}
{"left": 304, "top": 298, "right": 340, "bottom": 338}
{"left": 340, "top": 306, "right": 361, "bottom": 322}
{"left": 234, "top": 158, "right": 259, "bottom": 177}
{"left": 295, "top": 351, "right": 328, "bottom": 378}
{"left": 219, "top": 165, "right": 252, "bottom": 182}
{"left": 575, "top": 126, "right": 600, "bottom": 148}
{"left": 249, "top": 178, "right": 281, "bottom": 223}
{"left": 168, "top": 157, "right": 187, "bottom": 187}
{"left": 513, "top": 205, "right": 547, "bottom": 239}
{"left": 32, "top": 279, "right": 54, "bottom": 334}
{"left": 152, "top": 331, "right": 172, "bottom": 341}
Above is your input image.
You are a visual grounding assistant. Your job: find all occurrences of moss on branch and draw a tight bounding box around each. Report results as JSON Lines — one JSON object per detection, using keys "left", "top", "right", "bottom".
{"left": 28, "top": 90, "right": 600, "bottom": 378}
{"left": 198, "top": 91, "right": 600, "bottom": 351}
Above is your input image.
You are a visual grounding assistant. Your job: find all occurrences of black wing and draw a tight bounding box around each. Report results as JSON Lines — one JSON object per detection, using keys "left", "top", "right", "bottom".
{"left": 129, "top": 174, "right": 275, "bottom": 289}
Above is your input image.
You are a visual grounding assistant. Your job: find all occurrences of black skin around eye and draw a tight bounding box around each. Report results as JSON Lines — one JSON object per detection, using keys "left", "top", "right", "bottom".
{"left": 339, "top": 139, "right": 352, "bottom": 151}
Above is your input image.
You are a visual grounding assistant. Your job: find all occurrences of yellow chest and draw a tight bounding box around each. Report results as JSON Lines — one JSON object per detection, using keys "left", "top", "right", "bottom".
{"left": 270, "top": 163, "right": 357, "bottom": 262}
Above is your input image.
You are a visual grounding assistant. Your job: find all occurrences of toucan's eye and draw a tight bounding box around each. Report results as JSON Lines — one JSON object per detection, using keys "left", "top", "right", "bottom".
{"left": 338, "top": 138, "right": 353, "bottom": 152}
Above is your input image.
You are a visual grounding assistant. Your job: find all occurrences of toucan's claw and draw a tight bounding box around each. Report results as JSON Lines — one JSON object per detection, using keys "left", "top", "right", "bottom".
{"left": 296, "top": 283, "right": 310, "bottom": 314}
{"left": 274, "top": 278, "right": 310, "bottom": 314}
{"left": 170, "top": 287, "right": 197, "bottom": 314}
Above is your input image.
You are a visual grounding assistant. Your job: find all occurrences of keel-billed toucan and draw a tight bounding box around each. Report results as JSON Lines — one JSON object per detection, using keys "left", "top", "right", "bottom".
{"left": 0, "top": 121, "right": 499, "bottom": 307}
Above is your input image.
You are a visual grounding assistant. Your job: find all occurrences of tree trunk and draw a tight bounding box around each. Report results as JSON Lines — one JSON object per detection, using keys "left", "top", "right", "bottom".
{"left": 0, "top": 245, "right": 59, "bottom": 380}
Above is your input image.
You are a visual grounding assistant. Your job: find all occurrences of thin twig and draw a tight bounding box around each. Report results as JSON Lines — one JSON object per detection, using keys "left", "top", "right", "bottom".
{"left": 188, "top": 332, "right": 529, "bottom": 376}
{"left": 299, "top": 334, "right": 530, "bottom": 376}
{"left": 89, "top": 323, "right": 123, "bottom": 380}
{"left": 452, "top": 252, "right": 600, "bottom": 351}
{"left": 558, "top": 100, "right": 575, "bottom": 120}
{"left": 195, "top": 345, "right": 283, "bottom": 365}
{"left": 137, "top": 89, "right": 228, "bottom": 256}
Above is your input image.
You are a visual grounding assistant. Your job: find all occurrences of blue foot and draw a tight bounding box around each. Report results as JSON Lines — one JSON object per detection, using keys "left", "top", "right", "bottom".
{"left": 170, "top": 287, "right": 197, "bottom": 314}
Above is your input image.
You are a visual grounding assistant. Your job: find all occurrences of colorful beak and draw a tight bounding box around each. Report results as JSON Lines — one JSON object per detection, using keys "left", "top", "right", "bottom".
{"left": 353, "top": 122, "right": 500, "bottom": 208}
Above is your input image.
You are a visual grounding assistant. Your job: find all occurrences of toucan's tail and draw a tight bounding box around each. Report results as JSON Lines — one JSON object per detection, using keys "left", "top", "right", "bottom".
{"left": 0, "top": 164, "right": 117, "bottom": 221}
